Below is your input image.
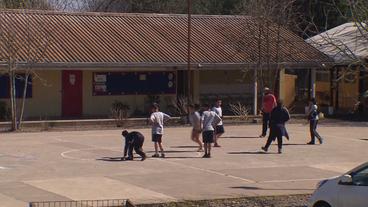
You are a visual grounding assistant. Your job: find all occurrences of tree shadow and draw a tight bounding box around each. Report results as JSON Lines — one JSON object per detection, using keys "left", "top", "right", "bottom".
{"left": 228, "top": 151, "right": 277, "bottom": 155}
{"left": 231, "top": 186, "right": 314, "bottom": 191}
{"left": 231, "top": 186, "right": 261, "bottom": 190}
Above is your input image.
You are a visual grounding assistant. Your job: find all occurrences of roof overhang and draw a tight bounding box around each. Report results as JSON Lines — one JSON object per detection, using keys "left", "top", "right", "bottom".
{"left": 0, "top": 61, "right": 332, "bottom": 72}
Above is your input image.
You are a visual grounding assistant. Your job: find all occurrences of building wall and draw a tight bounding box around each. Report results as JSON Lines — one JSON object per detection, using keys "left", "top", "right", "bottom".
{"left": 279, "top": 72, "right": 297, "bottom": 108}
{"left": 198, "top": 70, "right": 253, "bottom": 106}
{"left": 199, "top": 70, "right": 253, "bottom": 95}
{"left": 0, "top": 70, "right": 62, "bottom": 119}
{"left": 337, "top": 70, "right": 359, "bottom": 111}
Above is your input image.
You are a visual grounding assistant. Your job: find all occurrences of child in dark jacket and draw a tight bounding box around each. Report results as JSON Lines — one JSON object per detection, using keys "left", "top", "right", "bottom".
{"left": 262, "top": 100, "right": 290, "bottom": 154}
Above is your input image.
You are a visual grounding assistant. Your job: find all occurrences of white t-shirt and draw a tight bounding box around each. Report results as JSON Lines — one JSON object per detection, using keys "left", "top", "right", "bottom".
{"left": 309, "top": 104, "right": 319, "bottom": 120}
{"left": 150, "top": 112, "right": 171, "bottom": 134}
{"left": 189, "top": 111, "right": 201, "bottom": 131}
{"left": 201, "top": 111, "right": 221, "bottom": 131}
{"left": 212, "top": 106, "right": 223, "bottom": 126}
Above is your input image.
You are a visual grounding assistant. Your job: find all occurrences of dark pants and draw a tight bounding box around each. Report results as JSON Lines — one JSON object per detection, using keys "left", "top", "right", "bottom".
{"left": 261, "top": 113, "right": 271, "bottom": 136}
{"left": 309, "top": 120, "right": 323, "bottom": 143}
{"left": 128, "top": 139, "right": 146, "bottom": 159}
{"left": 265, "top": 133, "right": 283, "bottom": 150}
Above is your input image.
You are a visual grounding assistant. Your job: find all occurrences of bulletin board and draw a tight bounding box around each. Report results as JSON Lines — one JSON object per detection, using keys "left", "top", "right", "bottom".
{"left": 92, "top": 71, "right": 176, "bottom": 96}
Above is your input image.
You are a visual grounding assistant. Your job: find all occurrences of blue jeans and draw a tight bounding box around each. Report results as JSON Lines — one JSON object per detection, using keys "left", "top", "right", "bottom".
{"left": 310, "top": 120, "right": 323, "bottom": 143}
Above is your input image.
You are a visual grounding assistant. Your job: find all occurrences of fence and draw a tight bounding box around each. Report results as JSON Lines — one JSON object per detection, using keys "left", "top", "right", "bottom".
{"left": 29, "top": 199, "right": 134, "bottom": 207}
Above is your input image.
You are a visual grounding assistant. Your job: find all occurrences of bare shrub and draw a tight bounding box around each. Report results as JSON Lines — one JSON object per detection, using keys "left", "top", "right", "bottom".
{"left": 111, "top": 100, "right": 130, "bottom": 127}
{"left": 229, "top": 102, "right": 250, "bottom": 120}
{"left": 166, "top": 96, "right": 190, "bottom": 117}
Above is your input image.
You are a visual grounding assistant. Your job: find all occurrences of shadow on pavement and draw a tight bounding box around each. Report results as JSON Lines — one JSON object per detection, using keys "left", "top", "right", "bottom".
{"left": 228, "top": 151, "right": 277, "bottom": 155}
{"left": 171, "top": 146, "right": 200, "bottom": 148}
{"left": 222, "top": 136, "right": 260, "bottom": 139}
{"left": 161, "top": 156, "right": 202, "bottom": 159}
{"left": 146, "top": 150, "right": 197, "bottom": 153}
{"left": 96, "top": 157, "right": 124, "bottom": 162}
{"left": 231, "top": 186, "right": 315, "bottom": 191}
{"left": 282, "top": 143, "right": 310, "bottom": 146}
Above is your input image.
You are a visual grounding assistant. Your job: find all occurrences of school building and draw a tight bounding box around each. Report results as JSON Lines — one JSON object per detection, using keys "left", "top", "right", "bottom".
{"left": 0, "top": 10, "right": 331, "bottom": 120}
{"left": 307, "top": 22, "right": 368, "bottom": 113}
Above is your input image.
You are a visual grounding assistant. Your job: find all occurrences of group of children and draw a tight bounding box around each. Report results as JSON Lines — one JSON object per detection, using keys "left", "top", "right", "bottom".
{"left": 122, "top": 93, "right": 325, "bottom": 160}
{"left": 122, "top": 99, "right": 225, "bottom": 161}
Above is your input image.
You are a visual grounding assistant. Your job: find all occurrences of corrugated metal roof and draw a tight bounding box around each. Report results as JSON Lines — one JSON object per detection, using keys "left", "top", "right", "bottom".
{"left": 0, "top": 9, "right": 330, "bottom": 69}
{"left": 307, "top": 22, "right": 368, "bottom": 64}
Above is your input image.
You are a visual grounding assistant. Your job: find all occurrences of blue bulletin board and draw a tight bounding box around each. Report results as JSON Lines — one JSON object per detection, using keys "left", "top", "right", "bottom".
{"left": 92, "top": 71, "right": 176, "bottom": 96}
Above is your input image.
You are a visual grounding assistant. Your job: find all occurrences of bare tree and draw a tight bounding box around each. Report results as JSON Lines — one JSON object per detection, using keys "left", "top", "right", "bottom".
{"left": 304, "top": 0, "right": 367, "bottom": 80}
{"left": 229, "top": 0, "right": 302, "bottom": 114}
{"left": 0, "top": 2, "right": 51, "bottom": 130}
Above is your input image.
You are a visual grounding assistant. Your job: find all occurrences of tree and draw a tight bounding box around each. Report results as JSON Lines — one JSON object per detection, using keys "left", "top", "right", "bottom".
{"left": 0, "top": 0, "right": 50, "bottom": 9}
{"left": 0, "top": 1, "right": 51, "bottom": 130}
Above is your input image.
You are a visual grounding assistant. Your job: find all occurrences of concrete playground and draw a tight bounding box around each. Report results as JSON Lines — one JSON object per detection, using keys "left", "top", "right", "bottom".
{"left": 0, "top": 122, "right": 367, "bottom": 206}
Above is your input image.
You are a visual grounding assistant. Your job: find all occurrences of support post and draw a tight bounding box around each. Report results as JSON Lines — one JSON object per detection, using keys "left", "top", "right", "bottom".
{"left": 311, "top": 68, "right": 316, "bottom": 99}
{"left": 187, "top": 0, "right": 192, "bottom": 102}
{"left": 253, "top": 68, "right": 258, "bottom": 115}
{"left": 335, "top": 68, "right": 340, "bottom": 111}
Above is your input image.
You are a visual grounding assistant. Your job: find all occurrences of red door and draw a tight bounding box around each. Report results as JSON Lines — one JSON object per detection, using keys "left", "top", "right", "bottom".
{"left": 62, "top": 70, "right": 83, "bottom": 118}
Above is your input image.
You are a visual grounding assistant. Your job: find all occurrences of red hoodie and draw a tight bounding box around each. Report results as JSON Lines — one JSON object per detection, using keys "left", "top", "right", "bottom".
{"left": 262, "top": 93, "right": 277, "bottom": 113}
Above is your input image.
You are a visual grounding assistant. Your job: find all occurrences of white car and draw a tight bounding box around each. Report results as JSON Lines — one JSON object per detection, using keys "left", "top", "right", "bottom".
{"left": 309, "top": 162, "right": 368, "bottom": 207}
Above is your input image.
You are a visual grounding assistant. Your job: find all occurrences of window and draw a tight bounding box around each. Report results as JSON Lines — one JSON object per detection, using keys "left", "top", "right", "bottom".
{"left": 92, "top": 72, "right": 176, "bottom": 96}
{"left": 352, "top": 166, "right": 368, "bottom": 186}
{"left": 0, "top": 74, "right": 32, "bottom": 99}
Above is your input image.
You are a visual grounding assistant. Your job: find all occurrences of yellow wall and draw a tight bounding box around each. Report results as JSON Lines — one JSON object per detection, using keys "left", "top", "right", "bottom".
{"left": 316, "top": 82, "right": 330, "bottom": 106}
{"left": 338, "top": 71, "right": 359, "bottom": 110}
{"left": 315, "top": 69, "right": 360, "bottom": 110}
{"left": 0, "top": 70, "right": 62, "bottom": 119}
{"left": 280, "top": 73, "right": 297, "bottom": 108}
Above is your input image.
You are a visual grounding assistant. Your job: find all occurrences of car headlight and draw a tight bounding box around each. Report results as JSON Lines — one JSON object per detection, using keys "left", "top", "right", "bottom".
{"left": 316, "top": 179, "right": 328, "bottom": 189}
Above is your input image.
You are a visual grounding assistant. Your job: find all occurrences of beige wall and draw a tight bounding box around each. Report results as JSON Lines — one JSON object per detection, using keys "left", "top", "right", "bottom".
{"left": 82, "top": 71, "right": 176, "bottom": 117}
{"left": 199, "top": 70, "right": 253, "bottom": 95}
{"left": 0, "top": 70, "right": 62, "bottom": 119}
{"left": 280, "top": 72, "right": 297, "bottom": 108}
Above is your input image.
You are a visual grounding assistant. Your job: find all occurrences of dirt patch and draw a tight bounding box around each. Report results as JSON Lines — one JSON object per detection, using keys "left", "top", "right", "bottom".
{"left": 137, "top": 194, "right": 310, "bottom": 207}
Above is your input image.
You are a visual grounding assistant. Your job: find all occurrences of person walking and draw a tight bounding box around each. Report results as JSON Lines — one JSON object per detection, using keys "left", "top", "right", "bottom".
{"left": 260, "top": 87, "right": 277, "bottom": 138}
{"left": 262, "top": 100, "right": 290, "bottom": 154}
{"left": 201, "top": 104, "right": 222, "bottom": 158}
{"left": 307, "top": 98, "right": 324, "bottom": 145}
{"left": 187, "top": 103, "right": 203, "bottom": 152}
{"left": 149, "top": 103, "right": 171, "bottom": 158}
{"left": 212, "top": 99, "right": 224, "bottom": 147}
{"left": 121, "top": 130, "right": 146, "bottom": 161}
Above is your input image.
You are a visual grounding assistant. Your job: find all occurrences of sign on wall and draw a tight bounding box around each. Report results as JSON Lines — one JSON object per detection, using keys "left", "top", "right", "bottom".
{"left": 92, "top": 71, "right": 176, "bottom": 96}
